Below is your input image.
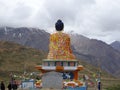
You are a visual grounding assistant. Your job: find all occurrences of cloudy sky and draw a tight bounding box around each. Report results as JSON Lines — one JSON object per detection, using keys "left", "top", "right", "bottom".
{"left": 0, "top": 0, "right": 120, "bottom": 44}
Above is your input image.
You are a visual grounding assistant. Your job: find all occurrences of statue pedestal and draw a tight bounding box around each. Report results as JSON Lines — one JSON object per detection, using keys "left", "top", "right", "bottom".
{"left": 42, "top": 71, "right": 63, "bottom": 89}
{"left": 35, "top": 59, "right": 83, "bottom": 80}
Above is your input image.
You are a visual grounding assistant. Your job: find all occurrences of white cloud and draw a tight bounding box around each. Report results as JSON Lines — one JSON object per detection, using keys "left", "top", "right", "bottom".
{"left": 0, "top": 0, "right": 120, "bottom": 43}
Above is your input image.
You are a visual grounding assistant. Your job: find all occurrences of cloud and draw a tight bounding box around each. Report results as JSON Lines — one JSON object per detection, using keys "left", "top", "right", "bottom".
{"left": 12, "top": 4, "right": 33, "bottom": 20}
{"left": 0, "top": 0, "right": 120, "bottom": 43}
{"left": 42, "top": 0, "right": 95, "bottom": 26}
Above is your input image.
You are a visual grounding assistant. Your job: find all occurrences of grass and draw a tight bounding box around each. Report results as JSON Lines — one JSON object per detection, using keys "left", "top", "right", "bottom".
{"left": 78, "top": 60, "right": 120, "bottom": 89}
{"left": 105, "top": 84, "right": 120, "bottom": 90}
{"left": 0, "top": 41, "right": 46, "bottom": 85}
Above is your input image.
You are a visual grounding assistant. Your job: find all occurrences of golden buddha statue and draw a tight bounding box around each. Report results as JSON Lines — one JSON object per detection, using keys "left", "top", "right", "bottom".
{"left": 47, "top": 20, "right": 75, "bottom": 60}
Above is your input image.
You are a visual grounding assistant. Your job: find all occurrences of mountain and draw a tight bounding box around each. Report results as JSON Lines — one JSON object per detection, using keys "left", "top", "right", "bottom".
{"left": 0, "top": 41, "right": 46, "bottom": 79}
{"left": 0, "top": 27, "right": 120, "bottom": 77}
{"left": 0, "top": 27, "right": 50, "bottom": 52}
{"left": 110, "top": 41, "right": 120, "bottom": 52}
{"left": 70, "top": 34, "right": 120, "bottom": 77}
{"left": 0, "top": 41, "right": 46, "bottom": 71}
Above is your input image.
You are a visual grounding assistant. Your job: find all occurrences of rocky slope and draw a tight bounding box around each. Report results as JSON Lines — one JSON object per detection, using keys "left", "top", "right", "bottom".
{"left": 110, "top": 41, "right": 120, "bottom": 52}
{"left": 70, "top": 34, "right": 120, "bottom": 77}
{"left": 0, "top": 27, "right": 49, "bottom": 51}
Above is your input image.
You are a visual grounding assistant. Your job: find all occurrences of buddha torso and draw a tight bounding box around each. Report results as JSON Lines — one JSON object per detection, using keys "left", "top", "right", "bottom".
{"left": 47, "top": 32, "right": 75, "bottom": 60}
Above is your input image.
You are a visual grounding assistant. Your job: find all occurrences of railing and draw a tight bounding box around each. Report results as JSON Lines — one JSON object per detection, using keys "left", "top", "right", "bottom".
{"left": 42, "top": 66, "right": 78, "bottom": 70}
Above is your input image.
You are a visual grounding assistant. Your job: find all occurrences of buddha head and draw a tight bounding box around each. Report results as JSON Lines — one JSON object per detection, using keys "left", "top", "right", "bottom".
{"left": 55, "top": 19, "right": 64, "bottom": 31}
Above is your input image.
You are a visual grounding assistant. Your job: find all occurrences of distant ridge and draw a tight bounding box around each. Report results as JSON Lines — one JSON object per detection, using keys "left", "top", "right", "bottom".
{"left": 110, "top": 41, "right": 120, "bottom": 52}
{"left": 0, "top": 27, "right": 50, "bottom": 51}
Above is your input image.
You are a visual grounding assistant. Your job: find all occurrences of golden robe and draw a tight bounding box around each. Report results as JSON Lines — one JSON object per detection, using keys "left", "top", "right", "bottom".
{"left": 47, "top": 32, "right": 75, "bottom": 60}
